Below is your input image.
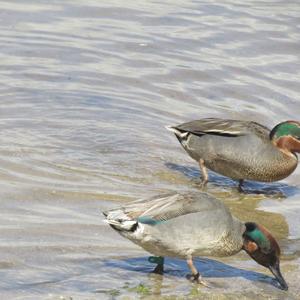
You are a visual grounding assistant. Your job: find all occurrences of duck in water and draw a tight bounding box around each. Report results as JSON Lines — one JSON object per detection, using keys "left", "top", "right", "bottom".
{"left": 103, "top": 191, "right": 288, "bottom": 290}
{"left": 166, "top": 119, "right": 300, "bottom": 191}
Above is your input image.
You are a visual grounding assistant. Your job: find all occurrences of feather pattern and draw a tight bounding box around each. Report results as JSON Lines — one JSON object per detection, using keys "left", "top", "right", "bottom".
{"left": 104, "top": 192, "right": 245, "bottom": 258}
{"left": 167, "top": 118, "right": 298, "bottom": 182}
{"left": 173, "top": 118, "right": 270, "bottom": 139}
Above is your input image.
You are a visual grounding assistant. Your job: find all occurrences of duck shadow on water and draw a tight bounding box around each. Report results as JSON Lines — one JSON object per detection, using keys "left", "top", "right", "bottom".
{"left": 165, "top": 162, "right": 299, "bottom": 197}
{"left": 102, "top": 256, "right": 282, "bottom": 291}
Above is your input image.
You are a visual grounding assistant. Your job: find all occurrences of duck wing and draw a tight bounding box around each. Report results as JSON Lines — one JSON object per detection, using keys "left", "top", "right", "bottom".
{"left": 173, "top": 118, "right": 270, "bottom": 139}
{"left": 105, "top": 192, "right": 229, "bottom": 226}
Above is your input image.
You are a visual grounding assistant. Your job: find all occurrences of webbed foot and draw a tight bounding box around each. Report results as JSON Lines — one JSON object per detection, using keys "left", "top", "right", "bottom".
{"left": 186, "top": 273, "right": 210, "bottom": 287}
{"left": 199, "top": 180, "right": 208, "bottom": 189}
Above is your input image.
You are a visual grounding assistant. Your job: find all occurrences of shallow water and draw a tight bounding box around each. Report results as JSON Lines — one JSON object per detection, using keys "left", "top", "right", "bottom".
{"left": 0, "top": 0, "right": 300, "bottom": 299}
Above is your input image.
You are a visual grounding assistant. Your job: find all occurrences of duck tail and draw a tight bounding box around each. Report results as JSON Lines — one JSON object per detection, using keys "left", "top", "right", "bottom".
{"left": 103, "top": 210, "right": 138, "bottom": 232}
{"left": 165, "top": 125, "right": 189, "bottom": 141}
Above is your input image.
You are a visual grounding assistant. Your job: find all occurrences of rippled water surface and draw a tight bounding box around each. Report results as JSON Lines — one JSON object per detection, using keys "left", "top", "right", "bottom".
{"left": 0, "top": 0, "right": 300, "bottom": 299}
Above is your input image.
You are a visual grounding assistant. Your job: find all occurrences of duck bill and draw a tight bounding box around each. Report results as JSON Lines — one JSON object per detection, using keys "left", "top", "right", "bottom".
{"left": 268, "top": 265, "right": 288, "bottom": 291}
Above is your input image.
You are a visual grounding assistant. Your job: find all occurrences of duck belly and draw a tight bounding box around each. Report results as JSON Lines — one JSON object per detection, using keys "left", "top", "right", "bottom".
{"left": 183, "top": 135, "right": 297, "bottom": 181}
{"left": 121, "top": 213, "right": 244, "bottom": 259}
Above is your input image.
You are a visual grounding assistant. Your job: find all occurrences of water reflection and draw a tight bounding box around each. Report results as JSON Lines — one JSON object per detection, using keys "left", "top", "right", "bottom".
{"left": 165, "top": 162, "right": 299, "bottom": 196}
{"left": 103, "top": 256, "right": 283, "bottom": 294}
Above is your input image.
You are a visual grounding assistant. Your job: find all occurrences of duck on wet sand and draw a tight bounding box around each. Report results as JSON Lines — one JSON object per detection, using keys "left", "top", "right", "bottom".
{"left": 103, "top": 192, "right": 288, "bottom": 290}
{"left": 166, "top": 118, "right": 300, "bottom": 190}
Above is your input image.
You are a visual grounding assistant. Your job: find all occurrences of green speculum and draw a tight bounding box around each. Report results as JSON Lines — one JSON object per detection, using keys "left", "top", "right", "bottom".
{"left": 137, "top": 216, "right": 165, "bottom": 225}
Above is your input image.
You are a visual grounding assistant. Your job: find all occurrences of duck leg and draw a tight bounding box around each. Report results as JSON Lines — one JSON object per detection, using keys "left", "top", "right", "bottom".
{"left": 198, "top": 159, "right": 208, "bottom": 187}
{"left": 153, "top": 263, "right": 164, "bottom": 275}
{"left": 186, "top": 257, "right": 209, "bottom": 287}
{"left": 149, "top": 256, "right": 164, "bottom": 275}
{"left": 238, "top": 179, "right": 244, "bottom": 192}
